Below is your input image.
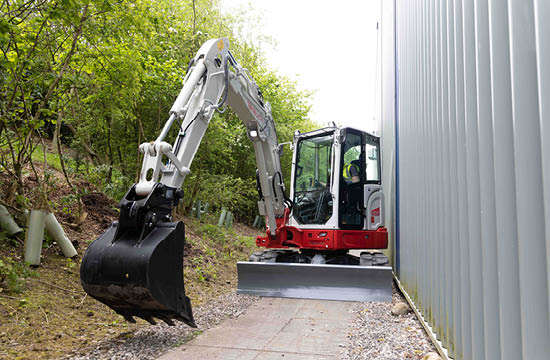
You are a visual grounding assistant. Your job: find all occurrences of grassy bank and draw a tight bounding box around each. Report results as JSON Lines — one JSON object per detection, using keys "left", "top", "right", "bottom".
{"left": 0, "top": 162, "right": 260, "bottom": 359}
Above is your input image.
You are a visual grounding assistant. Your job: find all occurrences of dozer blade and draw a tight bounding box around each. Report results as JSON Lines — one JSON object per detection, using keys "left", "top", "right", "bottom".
{"left": 80, "top": 221, "right": 195, "bottom": 327}
{"left": 237, "top": 262, "right": 392, "bottom": 302}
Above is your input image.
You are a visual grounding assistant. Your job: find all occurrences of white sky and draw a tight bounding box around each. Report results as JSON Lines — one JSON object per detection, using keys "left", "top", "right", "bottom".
{"left": 220, "top": 0, "right": 381, "bottom": 134}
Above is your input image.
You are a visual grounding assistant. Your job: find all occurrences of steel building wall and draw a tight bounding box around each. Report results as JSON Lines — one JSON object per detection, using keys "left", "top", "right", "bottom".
{"left": 381, "top": 0, "right": 550, "bottom": 359}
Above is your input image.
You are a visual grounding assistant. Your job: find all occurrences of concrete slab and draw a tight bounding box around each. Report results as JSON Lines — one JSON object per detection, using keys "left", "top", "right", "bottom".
{"left": 158, "top": 296, "right": 357, "bottom": 360}
{"left": 296, "top": 299, "right": 356, "bottom": 320}
{"left": 263, "top": 317, "right": 349, "bottom": 355}
{"left": 161, "top": 345, "right": 259, "bottom": 360}
{"left": 254, "top": 351, "right": 334, "bottom": 360}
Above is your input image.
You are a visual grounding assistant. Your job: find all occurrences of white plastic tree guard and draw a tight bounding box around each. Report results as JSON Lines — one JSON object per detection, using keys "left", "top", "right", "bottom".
{"left": 45, "top": 212, "right": 77, "bottom": 258}
{"left": 24, "top": 209, "right": 46, "bottom": 265}
{"left": 0, "top": 205, "right": 22, "bottom": 236}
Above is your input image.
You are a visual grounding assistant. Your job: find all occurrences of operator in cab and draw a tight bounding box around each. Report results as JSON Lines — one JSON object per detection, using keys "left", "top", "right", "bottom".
{"left": 343, "top": 160, "right": 360, "bottom": 184}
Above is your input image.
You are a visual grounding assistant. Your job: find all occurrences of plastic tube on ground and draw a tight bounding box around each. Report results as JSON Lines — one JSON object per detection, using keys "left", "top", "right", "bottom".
{"left": 218, "top": 208, "right": 227, "bottom": 227}
{"left": 45, "top": 212, "right": 77, "bottom": 258}
{"left": 224, "top": 212, "right": 233, "bottom": 229}
{"left": 24, "top": 209, "right": 46, "bottom": 266}
{"left": 0, "top": 205, "right": 23, "bottom": 236}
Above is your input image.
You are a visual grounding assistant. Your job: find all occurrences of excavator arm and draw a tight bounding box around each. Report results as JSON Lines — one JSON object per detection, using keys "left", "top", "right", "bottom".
{"left": 80, "top": 38, "right": 288, "bottom": 326}
{"left": 135, "top": 38, "right": 286, "bottom": 235}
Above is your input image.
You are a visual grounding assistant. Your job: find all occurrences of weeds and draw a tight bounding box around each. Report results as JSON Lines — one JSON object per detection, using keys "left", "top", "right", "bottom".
{"left": 235, "top": 235, "right": 255, "bottom": 249}
{"left": 0, "top": 257, "right": 36, "bottom": 293}
{"left": 198, "top": 223, "right": 226, "bottom": 242}
{"left": 194, "top": 263, "right": 218, "bottom": 282}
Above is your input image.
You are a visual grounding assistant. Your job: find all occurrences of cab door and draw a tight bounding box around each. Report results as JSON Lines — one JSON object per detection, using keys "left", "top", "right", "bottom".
{"left": 364, "top": 134, "right": 383, "bottom": 230}
{"left": 338, "top": 130, "right": 364, "bottom": 230}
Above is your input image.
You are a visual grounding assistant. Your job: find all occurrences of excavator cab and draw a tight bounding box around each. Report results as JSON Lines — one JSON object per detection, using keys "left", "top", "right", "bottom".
{"left": 239, "top": 126, "right": 392, "bottom": 302}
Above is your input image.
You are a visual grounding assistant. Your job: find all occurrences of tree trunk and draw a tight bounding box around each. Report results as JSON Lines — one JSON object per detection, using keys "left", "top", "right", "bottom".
{"left": 55, "top": 111, "right": 74, "bottom": 189}
{"left": 106, "top": 115, "right": 113, "bottom": 182}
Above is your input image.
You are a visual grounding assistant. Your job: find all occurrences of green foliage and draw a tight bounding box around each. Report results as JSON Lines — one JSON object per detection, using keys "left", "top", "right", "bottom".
{"left": 1, "top": 229, "right": 19, "bottom": 247}
{"left": 65, "top": 258, "right": 76, "bottom": 270}
{"left": 0, "top": 0, "right": 315, "bottom": 222}
{"left": 193, "top": 262, "right": 217, "bottom": 283}
{"left": 198, "top": 223, "right": 226, "bottom": 243}
{"left": 0, "top": 257, "right": 36, "bottom": 293}
{"left": 236, "top": 235, "right": 255, "bottom": 249}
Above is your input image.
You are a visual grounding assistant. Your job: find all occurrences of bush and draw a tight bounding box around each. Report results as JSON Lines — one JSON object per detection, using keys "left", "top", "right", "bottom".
{"left": 0, "top": 258, "right": 36, "bottom": 294}
{"left": 198, "top": 223, "right": 226, "bottom": 243}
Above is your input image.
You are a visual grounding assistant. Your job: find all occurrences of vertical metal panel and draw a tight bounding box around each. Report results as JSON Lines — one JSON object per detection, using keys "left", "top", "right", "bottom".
{"left": 473, "top": 0, "right": 502, "bottom": 358}
{"left": 439, "top": 0, "right": 453, "bottom": 350}
{"left": 432, "top": 1, "right": 439, "bottom": 327}
{"left": 446, "top": 1, "right": 462, "bottom": 357}
{"left": 380, "top": 0, "right": 395, "bottom": 273}
{"left": 508, "top": 1, "right": 550, "bottom": 358}
{"left": 453, "top": 0, "right": 471, "bottom": 357}
{"left": 461, "top": 0, "right": 486, "bottom": 357}
{"left": 487, "top": 1, "right": 522, "bottom": 359}
{"left": 535, "top": 0, "right": 550, "bottom": 335}
{"left": 382, "top": 0, "right": 550, "bottom": 358}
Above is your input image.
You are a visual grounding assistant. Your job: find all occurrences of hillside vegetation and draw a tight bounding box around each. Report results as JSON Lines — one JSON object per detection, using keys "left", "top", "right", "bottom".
{"left": 0, "top": 0, "right": 315, "bottom": 221}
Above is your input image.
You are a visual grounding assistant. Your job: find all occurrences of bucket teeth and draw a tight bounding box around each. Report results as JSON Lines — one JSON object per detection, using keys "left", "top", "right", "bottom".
{"left": 182, "top": 316, "right": 197, "bottom": 328}
{"left": 123, "top": 315, "right": 136, "bottom": 323}
{"left": 158, "top": 315, "right": 175, "bottom": 326}
{"left": 140, "top": 315, "right": 157, "bottom": 325}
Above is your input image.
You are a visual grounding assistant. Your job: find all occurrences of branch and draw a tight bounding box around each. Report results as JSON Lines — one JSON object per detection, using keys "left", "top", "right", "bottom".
{"left": 35, "top": 5, "right": 89, "bottom": 123}
{"left": 192, "top": 0, "right": 196, "bottom": 34}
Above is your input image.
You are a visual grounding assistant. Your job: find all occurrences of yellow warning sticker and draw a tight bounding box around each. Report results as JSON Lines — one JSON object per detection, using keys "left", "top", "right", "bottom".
{"left": 217, "top": 40, "right": 224, "bottom": 50}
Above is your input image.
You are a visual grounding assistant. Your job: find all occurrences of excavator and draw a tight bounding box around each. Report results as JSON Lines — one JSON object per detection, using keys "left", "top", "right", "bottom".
{"left": 80, "top": 38, "right": 392, "bottom": 327}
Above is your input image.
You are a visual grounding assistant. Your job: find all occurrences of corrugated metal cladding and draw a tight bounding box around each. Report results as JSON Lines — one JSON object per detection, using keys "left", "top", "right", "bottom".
{"left": 381, "top": 0, "right": 550, "bottom": 359}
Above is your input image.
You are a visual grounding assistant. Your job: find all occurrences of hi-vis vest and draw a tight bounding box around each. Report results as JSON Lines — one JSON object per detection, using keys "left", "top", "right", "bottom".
{"left": 343, "top": 163, "right": 360, "bottom": 181}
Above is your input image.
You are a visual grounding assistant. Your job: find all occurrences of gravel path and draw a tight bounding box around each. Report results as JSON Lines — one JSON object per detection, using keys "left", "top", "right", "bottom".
{"left": 341, "top": 283, "right": 436, "bottom": 360}
{"left": 70, "top": 293, "right": 259, "bottom": 360}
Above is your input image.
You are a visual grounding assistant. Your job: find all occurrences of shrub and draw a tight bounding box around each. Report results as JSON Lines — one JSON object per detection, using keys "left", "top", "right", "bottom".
{"left": 0, "top": 258, "right": 36, "bottom": 293}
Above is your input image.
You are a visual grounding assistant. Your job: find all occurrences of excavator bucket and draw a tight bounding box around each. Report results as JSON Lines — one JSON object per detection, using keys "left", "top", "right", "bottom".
{"left": 237, "top": 262, "right": 392, "bottom": 302}
{"left": 80, "top": 221, "right": 195, "bottom": 327}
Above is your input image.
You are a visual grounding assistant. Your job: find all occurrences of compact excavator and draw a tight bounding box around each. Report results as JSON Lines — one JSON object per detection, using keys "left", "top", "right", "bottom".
{"left": 80, "top": 38, "right": 392, "bottom": 327}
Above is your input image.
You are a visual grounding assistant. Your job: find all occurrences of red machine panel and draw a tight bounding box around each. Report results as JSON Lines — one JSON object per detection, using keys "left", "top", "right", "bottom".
{"left": 256, "top": 210, "right": 388, "bottom": 250}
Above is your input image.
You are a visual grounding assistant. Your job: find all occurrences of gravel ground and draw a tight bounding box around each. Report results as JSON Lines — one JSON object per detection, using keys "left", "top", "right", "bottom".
{"left": 341, "top": 283, "right": 437, "bottom": 360}
{"left": 69, "top": 293, "right": 259, "bottom": 360}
